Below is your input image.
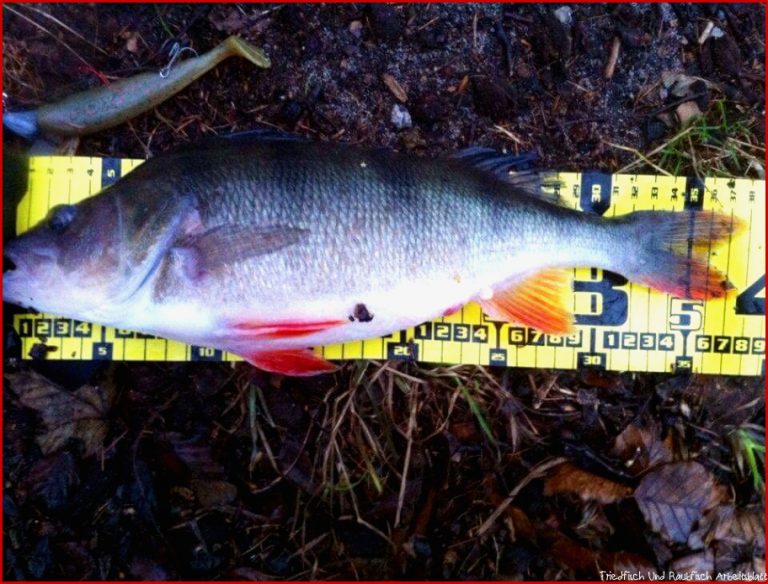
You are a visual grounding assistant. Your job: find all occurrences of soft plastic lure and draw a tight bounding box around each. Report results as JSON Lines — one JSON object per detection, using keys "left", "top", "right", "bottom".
{"left": 3, "top": 35, "right": 270, "bottom": 138}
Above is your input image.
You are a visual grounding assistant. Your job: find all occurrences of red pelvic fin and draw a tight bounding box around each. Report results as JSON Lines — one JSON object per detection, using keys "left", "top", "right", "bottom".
{"left": 244, "top": 349, "right": 338, "bottom": 376}
{"left": 230, "top": 319, "right": 346, "bottom": 340}
{"left": 479, "top": 269, "right": 574, "bottom": 335}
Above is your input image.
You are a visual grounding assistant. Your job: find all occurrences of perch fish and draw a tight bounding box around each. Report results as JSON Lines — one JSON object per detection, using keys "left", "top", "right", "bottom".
{"left": 3, "top": 35, "right": 270, "bottom": 138}
{"left": 2, "top": 133, "right": 741, "bottom": 375}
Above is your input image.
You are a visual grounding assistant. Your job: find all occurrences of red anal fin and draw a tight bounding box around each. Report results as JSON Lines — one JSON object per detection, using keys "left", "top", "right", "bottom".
{"left": 442, "top": 303, "right": 463, "bottom": 317}
{"left": 478, "top": 269, "right": 574, "bottom": 335}
{"left": 245, "top": 349, "right": 338, "bottom": 376}
{"left": 230, "top": 319, "right": 346, "bottom": 340}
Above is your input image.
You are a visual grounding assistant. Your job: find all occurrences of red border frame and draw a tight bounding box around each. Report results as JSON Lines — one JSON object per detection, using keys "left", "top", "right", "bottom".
{"left": 0, "top": 2, "right": 765, "bottom": 583}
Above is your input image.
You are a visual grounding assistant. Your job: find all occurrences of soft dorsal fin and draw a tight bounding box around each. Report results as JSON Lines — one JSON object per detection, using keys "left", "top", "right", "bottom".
{"left": 450, "top": 147, "right": 561, "bottom": 204}
{"left": 478, "top": 269, "right": 574, "bottom": 335}
{"left": 451, "top": 147, "right": 538, "bottom": 174}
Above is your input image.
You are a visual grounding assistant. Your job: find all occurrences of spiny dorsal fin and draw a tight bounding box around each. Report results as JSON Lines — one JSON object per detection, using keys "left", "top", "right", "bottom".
{"left": 450, "top": 147, "right": 562, "bottom": 205}
{"left": 451, "top": 147, "right": 538, "bottom": 174}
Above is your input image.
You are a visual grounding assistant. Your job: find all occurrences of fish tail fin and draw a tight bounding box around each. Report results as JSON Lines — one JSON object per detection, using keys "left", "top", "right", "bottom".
{"left": 223, "top": 35, "right": 271, "bottom": 68}
{"left": 619, "top": 210, "right": 745, "bottom": 300}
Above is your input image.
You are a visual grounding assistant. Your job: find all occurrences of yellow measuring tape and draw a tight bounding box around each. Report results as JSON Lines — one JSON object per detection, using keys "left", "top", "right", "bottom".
{"left": 11, "top": 156, "right": 766, "bottom": 376}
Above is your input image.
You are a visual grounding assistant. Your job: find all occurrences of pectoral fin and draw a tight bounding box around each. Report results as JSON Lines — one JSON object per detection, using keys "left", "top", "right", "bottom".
{"left": 478, "top": 268, "right": 574, "bottom": 335}
{"left": 174, "top": 224, "right": 308, "bottom": 278}
{"left": 243, "top": 349, "right": 338, "bottom": 376}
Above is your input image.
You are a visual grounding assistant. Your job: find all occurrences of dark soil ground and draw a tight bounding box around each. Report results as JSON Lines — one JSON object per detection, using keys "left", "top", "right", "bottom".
{"left": 2, "top": 3, "right": 766, "bottom": 581}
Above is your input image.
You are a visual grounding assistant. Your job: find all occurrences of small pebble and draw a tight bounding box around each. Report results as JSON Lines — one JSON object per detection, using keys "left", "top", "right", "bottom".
{"left": 675, "top": 101, "right": 702, "bottom": 126}
{"left": 349, "top": 20, "right": 363, "bottom": 39}
{"left": 390, "top": 104, "right": 412, "bottom": 129}
{"left": 412, "top": 93, "right": 446, "bottom": 124}
{"left": 417, "top": 21, "right": 447, "bottom": 50}
{"left": 645, "top": 117, "right": 668, "bottom": 142}
{"left": 471, "top": 76, "right": 517, "bottom": 121}
{"left": 368, "top": 5, "right": 404, "bottom": 42}
{"left": 278, "top": 99, "right": 304, "bottom": 126}
{"left": 278, "top": 5, "right": 305, "bottom": 31}
{"left": 400, "top": 128, "right": 426, "bottom": 150}
{"left": 657, "top": 3, "right": 678, "bottom": 28}
{"left": 553, "top": 6, "right": 573, "bottom": 26}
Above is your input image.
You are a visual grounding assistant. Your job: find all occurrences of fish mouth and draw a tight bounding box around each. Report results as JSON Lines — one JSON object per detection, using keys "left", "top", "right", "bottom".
{"left": 2, "top": 244, "right": 24, "bottom": 279}
{"left": 2, "top": 249, "right": 25, "bottom": 305}
{"left": 2, "top": 245, "right": 52, "bottom": 307}
{"left": 3, "top": 240, "right": 56, "bottom": 271}
{"left": 3, "top": 253, "right": 17, "bottom": 274}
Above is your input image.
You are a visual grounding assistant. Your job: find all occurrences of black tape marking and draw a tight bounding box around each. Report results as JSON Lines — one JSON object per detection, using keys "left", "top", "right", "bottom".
{"left": 101, "top": 158, "right": 122, "bottom": 188}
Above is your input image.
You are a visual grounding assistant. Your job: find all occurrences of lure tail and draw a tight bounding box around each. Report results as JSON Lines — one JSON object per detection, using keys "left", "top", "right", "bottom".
{"left": 221, "top": 35, "right": 271, "bottom": 68}
{"left": 619, "top": 210, "right": 744, "bottom": 299}
{"left": 3, "top": 110, "right": 39, "bottom": 140}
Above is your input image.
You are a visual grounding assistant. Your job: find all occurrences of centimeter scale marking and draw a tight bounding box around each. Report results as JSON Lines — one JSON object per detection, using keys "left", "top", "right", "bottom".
{"left": 11, "top": 157, "right": 766, "bottom": 376}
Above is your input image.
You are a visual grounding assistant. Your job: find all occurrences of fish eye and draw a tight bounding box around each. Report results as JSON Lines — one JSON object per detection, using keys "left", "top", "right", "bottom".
{"left": 48, "top": 205, "right": 77, "bottom": 234}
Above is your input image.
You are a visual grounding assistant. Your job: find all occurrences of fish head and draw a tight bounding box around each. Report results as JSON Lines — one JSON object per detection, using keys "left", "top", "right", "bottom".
{"left": 3, "top": 195, "right": 126, "bottom": 318}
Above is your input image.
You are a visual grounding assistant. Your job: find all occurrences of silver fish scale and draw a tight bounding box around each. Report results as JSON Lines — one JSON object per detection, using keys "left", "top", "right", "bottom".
{"left": 145, "top": 140, "right": 597, "bottom": 306}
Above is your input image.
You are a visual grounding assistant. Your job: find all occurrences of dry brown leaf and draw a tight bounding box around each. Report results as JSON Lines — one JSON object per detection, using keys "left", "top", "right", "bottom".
{"left": 382, "top": 73, "right": 407, "bottom": 102}
{"left": 27, "top": 451, "right": 78, "bottom": 511}
{"left": 209, "top": 7, "right": 247, "bottom": 34}
{"left": 729, "top": 505, "right": 766, "bottom": 548}
{"left": 190, "top": 479, "right": 238, "bottom": 508}
{"left": 573, "top": 503, "right": 616, "bottom": 543}
{"left": 635, "top": 462, "right": 723, "bottom": 544}
{"left": 449, "top": 421, "right": 481, "bottom": 442}
{"left": 611, "top": 423, "right": 673, "bottom": 474}
{"left": 748, "top": 556, "right": 765, "bottom": 576}
{"left": 544, "top": 462, "right": 633, "bottom": 504}
{"left": 165, "top": 432, "right": 224, "bottom": 477}
{"left": 688, "top": 504, "right": 734, "bottom": 549}
{"left": 483, "top": 474, "right": 536, "bottom": 543}
{"left": 545, "top": 532, "right": 658, "bottom": 578}
{"left": 669, "top": 550, "right": 714, "bottom": 576}
{"left": 506, "top": 505, "right": 536, "bottom": 543}
{"left": 6, "top": 371, "right": 112, "bottom": 457}
{"left": 548, "top": 532, "right": 598, "bottom": 573}
{"left": 608, "top": 551, "right": 657, "bottom": 579}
